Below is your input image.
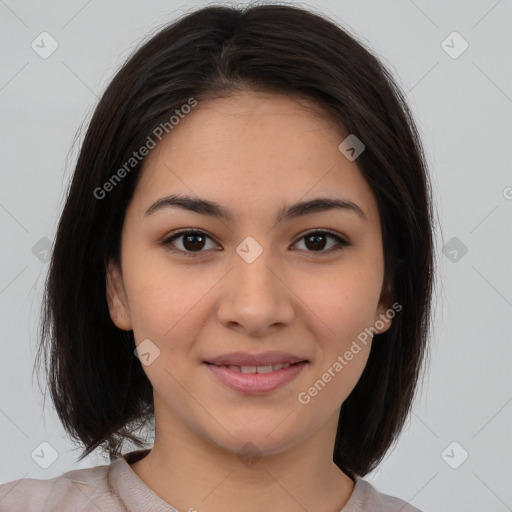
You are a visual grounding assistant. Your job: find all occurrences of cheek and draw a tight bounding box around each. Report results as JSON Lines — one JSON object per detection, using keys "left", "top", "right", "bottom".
{"left": 298, "top": 262, "right": 384, "bottom": 346}
{"left": 294, "top": 262, "right": 380, "bottom": 402}
{"left": 122, "top": 250, "right": 217, "bottom": 350}
{"left": 306, "top": 348, "right": 371, "bottom": 414}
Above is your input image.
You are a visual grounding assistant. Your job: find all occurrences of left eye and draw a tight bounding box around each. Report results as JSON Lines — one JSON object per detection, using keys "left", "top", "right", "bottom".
{"left": 293, "top": 231, "right": 349, "bottom": 253}
{"left": 162, "top": 229, "right": 349, "bottom": 257}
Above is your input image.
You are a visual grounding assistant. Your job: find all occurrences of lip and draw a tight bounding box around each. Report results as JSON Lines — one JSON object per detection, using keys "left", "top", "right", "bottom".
{"left": 204, "top": 351, "right": 307, "bottom": 367}
{"left": 204, "top": 360, "right": 308, "bottom": 394}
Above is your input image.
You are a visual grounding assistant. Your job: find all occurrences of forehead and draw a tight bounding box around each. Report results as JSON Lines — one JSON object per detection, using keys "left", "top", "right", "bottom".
{"left": 130, "top": 91, "right": 380, "bottom": 227}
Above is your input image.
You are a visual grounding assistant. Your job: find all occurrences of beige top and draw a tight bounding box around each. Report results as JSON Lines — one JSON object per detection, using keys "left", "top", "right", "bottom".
{"left": 0, "top": 449, "right": 422, "bottom": 511}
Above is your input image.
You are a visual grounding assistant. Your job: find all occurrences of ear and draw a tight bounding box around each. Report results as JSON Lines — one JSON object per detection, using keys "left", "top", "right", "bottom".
{"left": 106, "top": 260, "right": 133, "bottom": 331}
{"left": 373, "top": 275, "right": 394, "bottom": 335}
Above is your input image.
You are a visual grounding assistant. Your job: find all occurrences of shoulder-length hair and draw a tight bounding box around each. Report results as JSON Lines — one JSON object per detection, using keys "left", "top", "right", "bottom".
{"left": 35, "top": 2, "right": 437, "bottom": 479}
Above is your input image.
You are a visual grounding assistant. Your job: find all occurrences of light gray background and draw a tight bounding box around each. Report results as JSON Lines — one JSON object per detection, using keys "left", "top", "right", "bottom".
{"left": 1, "top": 0, "right": 511, "bottom": 510}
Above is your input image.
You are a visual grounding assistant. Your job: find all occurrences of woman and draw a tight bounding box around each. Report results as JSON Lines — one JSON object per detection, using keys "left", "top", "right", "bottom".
{"left": 0, "top": 3, "right": 436, "bottom": 511}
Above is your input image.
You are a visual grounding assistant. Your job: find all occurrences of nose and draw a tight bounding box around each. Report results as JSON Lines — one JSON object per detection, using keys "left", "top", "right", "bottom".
{"left": 216, "top": 246, "right": 295, "bottom": 337}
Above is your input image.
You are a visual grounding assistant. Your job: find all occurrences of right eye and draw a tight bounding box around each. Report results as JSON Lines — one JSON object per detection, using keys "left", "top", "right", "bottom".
{"left": 161, "top": 229, "right": 220, "bottom": 257}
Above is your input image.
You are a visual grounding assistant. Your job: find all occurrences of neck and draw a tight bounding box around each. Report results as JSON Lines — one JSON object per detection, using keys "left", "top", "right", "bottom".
{"left": 129, "top": 414, "right": 355, "bottom": 512}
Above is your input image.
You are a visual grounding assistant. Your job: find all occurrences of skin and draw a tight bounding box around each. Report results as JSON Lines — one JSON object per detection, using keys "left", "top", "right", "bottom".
{"left": 106, "top": 90, "right": 393, "bottom": 512}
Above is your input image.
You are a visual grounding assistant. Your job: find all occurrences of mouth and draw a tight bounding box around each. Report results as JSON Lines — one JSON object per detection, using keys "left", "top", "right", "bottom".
{"left": 202, "top": 353, "right": 309, "bottom": 394}
{"left": 204, "top": 350, "right": 308, "bottom": 368}
{"left": 204, "top": 361, "right": 306, "bottom": 374}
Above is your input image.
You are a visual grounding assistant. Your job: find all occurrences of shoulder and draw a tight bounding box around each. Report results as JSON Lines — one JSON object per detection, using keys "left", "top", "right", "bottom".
{"left": 346, "top": 477, "right": 423, "bottom": 512}
{"left": 0, "top": 461, "right": 122, "bottom": 512}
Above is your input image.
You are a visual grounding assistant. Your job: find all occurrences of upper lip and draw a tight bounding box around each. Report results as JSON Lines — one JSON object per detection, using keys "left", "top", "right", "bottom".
{"left": 204, "top": 351, "right": 308, "bottom": 367}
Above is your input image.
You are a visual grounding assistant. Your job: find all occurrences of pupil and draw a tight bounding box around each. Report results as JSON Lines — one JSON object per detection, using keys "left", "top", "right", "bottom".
{"left": 184, "top": 234, "right": 205, "bottom": 251}
{"left": 306, "top": 233, "right": 326, "bottom": 251}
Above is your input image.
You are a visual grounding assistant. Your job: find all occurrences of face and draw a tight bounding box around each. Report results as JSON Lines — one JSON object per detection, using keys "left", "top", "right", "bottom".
{"left": 106, "top": 90, "right": 393, "bottom": 458}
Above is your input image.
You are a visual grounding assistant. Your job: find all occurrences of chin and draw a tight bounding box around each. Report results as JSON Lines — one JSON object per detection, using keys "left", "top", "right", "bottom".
{"left": 205, "top": 420, "right": 304, "bottom": 459}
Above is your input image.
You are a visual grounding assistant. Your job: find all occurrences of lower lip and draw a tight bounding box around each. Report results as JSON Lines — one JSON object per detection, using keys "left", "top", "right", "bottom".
{"left": 204, "top": 362, "right": 307, "bottom": 394}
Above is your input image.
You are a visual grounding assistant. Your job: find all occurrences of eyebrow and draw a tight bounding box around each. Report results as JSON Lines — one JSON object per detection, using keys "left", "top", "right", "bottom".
{"left": 144, "top": 194, "right": 367, "bottom": 223}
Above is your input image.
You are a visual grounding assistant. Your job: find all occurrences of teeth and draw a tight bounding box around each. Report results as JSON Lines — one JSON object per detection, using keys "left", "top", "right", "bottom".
{"left": 225, "top": 362, "right": 292, "bottom": 373}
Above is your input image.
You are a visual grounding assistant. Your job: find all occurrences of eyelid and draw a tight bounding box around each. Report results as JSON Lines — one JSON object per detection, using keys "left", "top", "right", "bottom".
{"left": 296, "top": 228, "right": 349, "bottom": 244}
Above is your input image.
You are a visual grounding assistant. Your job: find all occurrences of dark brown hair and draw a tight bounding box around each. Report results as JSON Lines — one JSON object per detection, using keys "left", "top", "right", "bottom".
{"left": 34, "top": 2, "right": 437, "bottom": 479}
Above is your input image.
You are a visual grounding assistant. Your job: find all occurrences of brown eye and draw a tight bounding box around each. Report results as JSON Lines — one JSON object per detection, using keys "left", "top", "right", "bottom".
{"left": 163, "top": 230, "right": 219, "bottom": 257}
{"left": 180, "top": 232, "right": 207, "bottom": 251}
{"left": 293, "top": 230, "right": 349, "bottom": 255}
{"left": 161, "top": 229, "right": 349, "bottom": 258}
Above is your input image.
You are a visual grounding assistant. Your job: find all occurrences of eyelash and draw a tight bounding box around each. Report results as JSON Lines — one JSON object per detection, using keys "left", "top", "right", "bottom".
{"left": 161, "top": 229, "right": 350, "bottom": 258}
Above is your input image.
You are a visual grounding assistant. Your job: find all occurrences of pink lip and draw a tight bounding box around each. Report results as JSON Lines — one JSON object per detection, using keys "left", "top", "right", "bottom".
{"left": 204, "top": 361, "right": 308, "bottom": 394}
{"left": 204, "top": 350, "right": 307, "bottom": 367}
